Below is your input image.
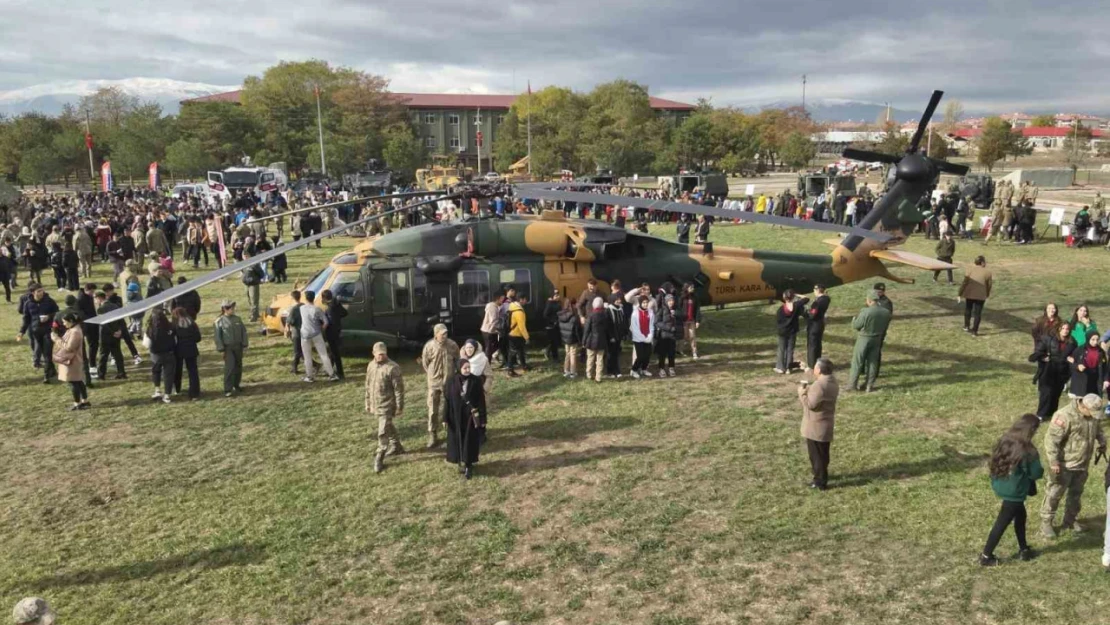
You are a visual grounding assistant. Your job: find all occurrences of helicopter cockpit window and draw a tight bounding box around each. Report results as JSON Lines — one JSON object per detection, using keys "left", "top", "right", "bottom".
{"left": 499, "top": 269, "right": 531, "bottom": 303}
{"left": 332, "top": 253, "right": 358, "bottom": 265}
{"left": 304, "top": 267, "right": 334, "bottom": 297}
{"left": 331, "top": 272, "right": 364, "bottom": 304}
{"left": 391, "top": 271, "right": 410, "bottom": 310}
{"left": 457, "top": 270, "right": 490, "bottom": 307}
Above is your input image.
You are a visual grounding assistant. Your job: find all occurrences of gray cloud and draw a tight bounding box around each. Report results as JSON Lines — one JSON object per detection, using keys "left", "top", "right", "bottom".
{"left": 2, "top": 0, "right": 1109, "bottom": 112}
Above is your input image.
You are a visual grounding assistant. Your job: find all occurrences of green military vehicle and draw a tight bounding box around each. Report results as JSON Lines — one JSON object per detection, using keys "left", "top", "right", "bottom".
{"left": 659, "top": 171, "right": 729, "bottom": 199}
{"left": 796, "top": 172, "right": 857, "bottom": 208}
{"left": 958, "top": 173, "right": 994, "bottom": 210}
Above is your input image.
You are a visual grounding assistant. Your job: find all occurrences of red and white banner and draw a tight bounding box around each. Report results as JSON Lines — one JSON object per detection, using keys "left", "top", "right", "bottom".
{"left": 100, "top": 161, "right": 113, "bottom": 191}
{"left": 214, "top": 216, "right": 227, "bottom": 266}
{"left": 148, "top": 162, "right": 160, "bottom": 190}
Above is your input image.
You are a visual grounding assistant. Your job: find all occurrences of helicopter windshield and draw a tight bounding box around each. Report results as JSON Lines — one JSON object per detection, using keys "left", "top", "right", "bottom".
{"left": 304, "top": 267, "right": 334, "bottom": 295}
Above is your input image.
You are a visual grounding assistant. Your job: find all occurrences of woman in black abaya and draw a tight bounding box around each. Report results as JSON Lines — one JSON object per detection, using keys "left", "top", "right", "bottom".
{"left": 444, "top": 358, "right": 487, "bottom": 479}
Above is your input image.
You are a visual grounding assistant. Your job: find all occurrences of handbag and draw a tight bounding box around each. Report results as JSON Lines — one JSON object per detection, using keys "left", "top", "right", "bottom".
{"left": 142, "top": 334, "right": 152, "bottom": 350}
{"left": 1028, "top": 481, "right": 1038, "bottom": 497}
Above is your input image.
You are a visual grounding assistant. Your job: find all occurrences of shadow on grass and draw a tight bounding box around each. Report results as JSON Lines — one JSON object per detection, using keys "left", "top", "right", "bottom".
{"left": 486, "top": 415, "right": 641, "bottom": 452}
{"left": 832, "top": 445, "right": 987, "bottom": 489}
{"left": 1038, "top": 515, "right": 1107, "bottom": 554}
{"left": 479, "top": 444, "right": 654, "bottom": 477}
{"left": 820, "top": 333, "right": 1032, "bottom": 377}
{"left": 31, "top": 542, "right": 268, "bottom": 589}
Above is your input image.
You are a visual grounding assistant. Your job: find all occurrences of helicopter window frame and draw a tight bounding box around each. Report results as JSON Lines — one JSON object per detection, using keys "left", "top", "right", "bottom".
{"left": 391, "top": 270, "right": 411, "bottom": 311}
{"left": 456, "top": 270, "right": 491, "bottom": 308}
{"left": 330, "top": 271, "right": 365, "bottom": 305}
{"left": 303, "top": 267, "right": 335, "bottom": 298}
{"left": 499, "top": 269, "right": 532, "bottom": 304}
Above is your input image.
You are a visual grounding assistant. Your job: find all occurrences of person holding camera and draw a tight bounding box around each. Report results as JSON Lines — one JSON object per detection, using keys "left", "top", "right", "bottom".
{"left": 798, "top": 358, "right": 839, "bottom": 490}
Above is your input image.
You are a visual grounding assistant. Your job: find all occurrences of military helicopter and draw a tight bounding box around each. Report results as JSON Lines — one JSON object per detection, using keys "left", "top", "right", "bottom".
{"left": 88, "top": 91, "right": 967, "bottom": 351}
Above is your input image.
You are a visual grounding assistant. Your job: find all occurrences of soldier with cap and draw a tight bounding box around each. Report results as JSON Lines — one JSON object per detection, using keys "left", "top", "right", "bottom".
{"left": 872, "top": 282, "right": 893, "bottom": 377}
{"left": 848, "top": 290, "right": 892, "bottom": 392}
{"left": 983, "top": 196, "right": 1006, "bottom": 245}
{"left": 1040, "top": 393, "right": 1106, "bottom": 538}
{"left": 366, "top": 342, "right": 405, "bottom": 474}
{"left": 12, "top": 597, "right": 54, "bottom": 625}
{"left": 214, "top": 299, "right": 249, "bottom": 397}
{"left": 421, "top": 323, "right": 459, "bottom": 448}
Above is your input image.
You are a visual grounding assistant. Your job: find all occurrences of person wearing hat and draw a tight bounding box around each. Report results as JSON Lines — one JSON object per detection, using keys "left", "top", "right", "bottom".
{"left": 365, "top": 342, "right": 405, "bottom": 473}
{"left": 11, "top": 597, "right": 54, "bottom": 625}
{"left": 871, "top": 283, "right": 893, "bottom": 378}
{"left": 213, "top": 299, "right": 248, "bottom": 397}
{"left": 1040, "top": 393, "right": 1106, "bottom": 538}
{"left": 847, "top": 290, "right": 892, "bottom": 392}
{"left": 420, "top": 324, "right": 460, "bottom": 448}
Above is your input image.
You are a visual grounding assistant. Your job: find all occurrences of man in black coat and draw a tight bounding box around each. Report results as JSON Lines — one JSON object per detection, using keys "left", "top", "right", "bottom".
{"left": 18, "top": 285, "right": 59, "bottom": 381}
{"left": 171, "top": 276, "right": 202, "bottom": 320}
{"left": 77, "top": 282, "right": 99, "bottom": 378}
{"left": 322, "top": 289, "right": 347, "bottom": 380}
{"left": 581, "top": 297, "right": 611, "bottom": 383}
{"left": 805, "top": 285, "right": 831, "bottom": 372}
{"left": 94, "top": 290, "right": 127, "bottom": 379}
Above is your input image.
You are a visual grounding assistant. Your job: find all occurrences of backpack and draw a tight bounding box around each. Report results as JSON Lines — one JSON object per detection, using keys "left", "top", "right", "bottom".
{"left": 498, "top": 304, "right": 513, "bottom": 335}
{"left": 242, "top": 266, "right": 260, "bottom": 286}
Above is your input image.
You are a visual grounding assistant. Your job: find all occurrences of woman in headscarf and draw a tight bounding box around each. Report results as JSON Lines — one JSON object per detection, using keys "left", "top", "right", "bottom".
{"left": 462, "top": 339, "right": 491, "bottom": 409}
{"left": 444, "top": 358, "right": 487, "bottom": 479}
{"left": 1067, "top": 331, "right": 1107, "bottom": 398}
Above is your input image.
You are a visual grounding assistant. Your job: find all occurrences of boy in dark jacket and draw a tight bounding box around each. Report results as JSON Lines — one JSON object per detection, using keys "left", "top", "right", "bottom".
{"left": 543, "top": 289, "right": 563, "bottom": 362}
{"left": 774, "top": 289, "right": 809, "bottom": 374}
{"left": 581, "top": 297, "right": 610, "bottom": 383}
{"left": 557, "top": 298, "right": 582, "bottom": 378}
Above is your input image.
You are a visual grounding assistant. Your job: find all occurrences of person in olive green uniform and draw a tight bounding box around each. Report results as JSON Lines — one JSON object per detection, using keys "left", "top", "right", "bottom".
{"left": 214, "top": 299, "right": 249, "bottom": 396}
{"left": 1040, "top": 394, "right": 1106, "bottom": 538}
{"left": 848, "top": 291, "right": 892, "bottom": 392}
{"left": 933, "top": 230, "right": 956, "bottom": 284}
{"left": 983, "top": 196, "right": 1006, "bottom": 245}
{"left": 365, "top": 342, "right": 405, "bottom": 474}
{"left": 873, "top": 283, "right": 893, "bottom": 378}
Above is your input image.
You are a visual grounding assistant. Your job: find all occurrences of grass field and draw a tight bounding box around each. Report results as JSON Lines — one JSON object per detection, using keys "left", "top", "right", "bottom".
{"left": 3, "top": 223, "right": 1110, "bottom": 624}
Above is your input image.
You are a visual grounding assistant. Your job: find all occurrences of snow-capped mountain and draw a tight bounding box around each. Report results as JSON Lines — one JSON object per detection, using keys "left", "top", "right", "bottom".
{"left": 0, "top": 78, "right": 239, "bottom": 117}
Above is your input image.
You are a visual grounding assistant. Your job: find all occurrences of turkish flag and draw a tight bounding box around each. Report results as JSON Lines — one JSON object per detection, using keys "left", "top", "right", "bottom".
{"left": 85, "top": 133, "right": 94, "bottom": 150}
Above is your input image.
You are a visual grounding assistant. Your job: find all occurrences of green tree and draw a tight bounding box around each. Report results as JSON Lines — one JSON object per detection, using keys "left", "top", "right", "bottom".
{"left": 109, "top": 103, "right": 170, "bottom": 185}
{"left": 19, "top": 145, "right": 62, "bottom": 189}
{"left": 493, "top": 87, "right": 588, "bottom": 177}
{"left": 1062, "top": 125, "right": 1093, "bottom": 168}
{"left": 754, "top": 107, "right": 814, "bottom": 169}
{"left": 941, "top": 100, "right": 965, "bottom": 135}
{"left": 164, "top": 137, "right": 218, "bottom": 179}
{"left": 0, "top": 113, "right": 61, "bottom": 181}
{"left": 671, "top": 114, "right": 714, "bottom": 170}
{"left": 176, "top": 101, "right": 261, "bottom": 167}
{"left": 976, "top": 117, "right": 1014, "bottom": 172}
{"left": 1030, "top": 114, "right": 1056, "bottom": 127}
{"left": 926, "top": 130, "right": 950, "bottom": 160}
{"left": 780, "top": 132, "right": 816, "bottom": 170}
{"left": 875, "top": 121, "right": 909, "bottom": 157}
{"left": 382, "top": 127, "right": 428, "bottom": 184}
{"left": 578, "top": 79, "right": 666, "bottom": 176}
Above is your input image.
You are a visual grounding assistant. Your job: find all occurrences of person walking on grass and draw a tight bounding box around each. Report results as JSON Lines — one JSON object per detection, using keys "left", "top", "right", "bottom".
{"left": 366, "top": 342, "right": 405, "bottom": 474}
{"left": 444, "top": 358, "right": 487, "bottom": 480}
{"left": 848, "top": 291, "right": 891, "bottom": 393}
{"left": 1030, "top": 322, "right": 1075, "bottom": 421}
{"left": 421, "top": 323, "right": 460, "bottom": 448}
{"left": 145, "top": 307, "right": 177, "bottom": 404}
{"left": 1040, "top": 394, "right": 1106, "bottom": 538}
{"left": 171, "top": 306, "right": 202, "bottom": 400}
{"left": 957, "top": 256, "right": 992, "bottom": 337}
{"left": 299, "top": 290, "right": 338, "bottom": 383}
{"left": 933, "top": 230, "right": 956, "bottom": 284}
{"left": 980, "top": 414, "right": 1043, "bottom": 566}
{"left": 55, "top": 312, "right": 91, "bottom": 411}
{"left": 214, "top": 299, "right": 248, "bottom": 397}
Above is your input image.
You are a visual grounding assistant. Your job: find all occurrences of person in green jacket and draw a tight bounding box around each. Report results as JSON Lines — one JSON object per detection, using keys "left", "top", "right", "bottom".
{"left": 214, "top": 299, "right": 249, "bottom": 397}
{"left": 980, "top": 414, "right": 1043, "bottom": 566}
{"left": 1069, "top": 305, "right": 1098, "bottom": 346}
{"left": 848, "top": 291, "right": 892, "bottom": 392}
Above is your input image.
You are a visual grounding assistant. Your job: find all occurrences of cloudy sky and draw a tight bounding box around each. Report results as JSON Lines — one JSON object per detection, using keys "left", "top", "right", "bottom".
{"left": 2, "top": 0, "right": 1109, "bottom": 112}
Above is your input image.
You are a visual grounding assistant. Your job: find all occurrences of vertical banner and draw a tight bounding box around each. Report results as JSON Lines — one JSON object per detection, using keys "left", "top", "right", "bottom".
{"left": 214, "top": 215, "right": 228, "bottom": 266}
{"left": 100, "top": 161, "right": 113, "bottom": 191}
{"left": 148, "top": 162, "right": 160, "bottom": 190}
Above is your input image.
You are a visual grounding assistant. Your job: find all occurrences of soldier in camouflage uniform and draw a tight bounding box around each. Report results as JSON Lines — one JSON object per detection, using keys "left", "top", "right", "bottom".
{"left": 983, "top": 196, "right": 1006, "bottom": 245}
{"left": 1040, "top": 393, "right": 1106, "bottom": 538}
{"left": 214, "top": 299, "right": 249, "bottom": 397}
{"left": 366, "top": 342, "right": 405, "bottom": 474}
{"left": 421, "top": 323, "right": 460, "bottom": 448}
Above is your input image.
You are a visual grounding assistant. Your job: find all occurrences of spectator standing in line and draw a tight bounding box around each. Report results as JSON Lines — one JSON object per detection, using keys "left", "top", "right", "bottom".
{"left": 799, "top": 358, "right": 838, "bottom": 490}
{"left": 214, "top": 299, "right": 248, "bottom": 397}
{"left": 322, "top": 289, "right": 347, "bottom": 380}
{"left": 1030, "top": 322, "right": 1075, "bottom": 421}
{"left": 94, "top": 289, "right": 127, "bottom": 380}
{"left": 774, "top": 289, "right": 809, "bottom": 374}
{"left": 171, "top": 306, "right": 202, "bottom": 400}
{"left": 629, "top": 295, "right": 655, "bottom": 379}
{"left": 582, "top": 297, "right": 610, "bottom": 383}
{"left": 558, "top": 298, "right": 582, "bottom": 378}
{"left": 979, "top": 414, "right": 1043, "bottom": 566}
{"left": 678, "top": 283, "right": 702, "bottom": 360}
{"left": 655, "top": 294, "right": 679, "bottom": 377}
{"left": 804, "top": 285, "right": 830, "bottom": 373}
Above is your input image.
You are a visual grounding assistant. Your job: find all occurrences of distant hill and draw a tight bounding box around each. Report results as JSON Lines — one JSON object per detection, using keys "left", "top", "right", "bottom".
{"left": 0, "top": 78, "right": 238, "bottom": 117}
{"left": 752, "top": 99, "right": 919, "bottom": 123}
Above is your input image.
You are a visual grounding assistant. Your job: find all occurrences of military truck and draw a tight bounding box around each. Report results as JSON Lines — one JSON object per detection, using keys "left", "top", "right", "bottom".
{"left": 796, "top": 171, "right": 857, "bottom": 208}
{"left": 959, "top": 173, "right": 994, "bottom": 210}
{"left": 659, "top": 171, "right": 729, "bottom": 199}
{"left": 342, "top": 159, "right": 394, "bottom": 194}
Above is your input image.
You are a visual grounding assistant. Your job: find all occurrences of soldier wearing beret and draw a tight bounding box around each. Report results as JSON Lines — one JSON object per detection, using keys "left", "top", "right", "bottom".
{"left": 1040, "top": 393, "right": 1106, "bottom": 538}
{"left": 366, "top": 342, "right": 405, "bottom": 474}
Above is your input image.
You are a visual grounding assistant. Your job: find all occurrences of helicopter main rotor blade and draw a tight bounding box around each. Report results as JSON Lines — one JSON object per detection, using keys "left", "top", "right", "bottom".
{"left": 513, "top": 188, "right": 893, "bottom": 243}
{"left": 85, "top": 194, "right": 456, "bottom": 326}
{"left": 841, "top": 148, "right": 900, "bottom": 164}
{"left": 908, "top": 90, "right": 944, "bottom": 153}
{"left": 933, "top": 159, "right": 970, "bottom": 176}
{"left": 250, "top": 190, "right": 447, "bottom": 225}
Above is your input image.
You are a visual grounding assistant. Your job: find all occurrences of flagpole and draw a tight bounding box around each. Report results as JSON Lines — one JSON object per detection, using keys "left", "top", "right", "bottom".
{"left": 476, "top": 107, "right": 483, "bottom": 176}
{"left": 315, "top": 84, "right": 327, "bottom": 176}
{"left": 526, "top": 81, "right": 532, "bottom": 175}
{"left": 84, "top": 109, "right": 96, "bottom": 190}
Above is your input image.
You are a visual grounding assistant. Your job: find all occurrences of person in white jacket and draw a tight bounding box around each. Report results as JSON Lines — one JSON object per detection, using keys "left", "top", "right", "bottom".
{"left": 629, "top": 296, "right": 656, "bottom": 379}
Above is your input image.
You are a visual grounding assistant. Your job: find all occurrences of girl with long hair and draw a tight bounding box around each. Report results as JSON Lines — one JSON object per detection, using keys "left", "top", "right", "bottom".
{"left": 171, "top": 306, "right": 202, "bottom": 400}
{"left": 980, "top": 414, "right": 1043, "bottom": 566}
{"left": 145, "top": 307, "right": 177, "bottom": 403}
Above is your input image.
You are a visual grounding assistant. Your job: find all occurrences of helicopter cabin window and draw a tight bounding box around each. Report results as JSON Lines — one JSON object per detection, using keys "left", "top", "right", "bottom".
{"left": 448, "top": 114, "right": 460, "bottom": 126}
{"left": 330, "top": 272, "right": 364, "bottom": 304}
{"left": 413, "top": 270, "right": 428, "bottom": 309}
{"left": 332, "top": 253, "right": 357, "bottom": 265}
{"left": 457, "top": 270, "right": 490, "bottom": 307}
{"left": 423, "top": 113, "right": 436, "bottom": 124}
{"left": 391, "top": 271, "right": 410, "bottom": 310}
{"left": 499, "top": 269, "right": 531, "bottom": 304}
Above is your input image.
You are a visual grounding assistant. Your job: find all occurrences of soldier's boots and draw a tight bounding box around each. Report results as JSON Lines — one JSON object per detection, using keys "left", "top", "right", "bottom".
{"left": 1040, "top": 520, "right": 1057, "bottom": 539}
{"left": 1062, "top": 518, "right": 1084, "bottom": 533}
{"left": 374, "top": 451, "right": 385, "bottom": 474}
{"left": 386, "top": 442, "right": 406, "bottom": 457}
{"left": 427, "top": 431, "right": 439, "bottom": 449}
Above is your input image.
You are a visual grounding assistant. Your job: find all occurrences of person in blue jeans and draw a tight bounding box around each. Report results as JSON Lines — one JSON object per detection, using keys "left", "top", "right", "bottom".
{"left": 981, "top": 414, "right": 1043, "bottom": 566}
